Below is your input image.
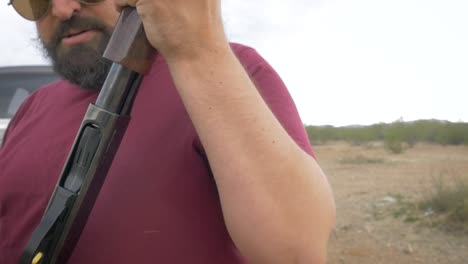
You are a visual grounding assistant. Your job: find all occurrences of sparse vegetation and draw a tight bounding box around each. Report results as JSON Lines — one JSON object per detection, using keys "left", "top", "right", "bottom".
{"left": 384, "top": 139, "right": 404, "bottom": 154}
{"left": 321, "top": 142, "right": 468, "bottom": 263}
{"left": 305, "top": 119, "right": 468, "bottom": 152}
{"left": 370, "top": 173, "right": 468, "bottom": 234}
{"left": 371, "top": 193, "right": 420, "bottom": 223}
{"left": 339, "top": 155, "right": 384, "bottom": 165}
{"left": 419, "top": 172, "right": 468, "bottom": 232}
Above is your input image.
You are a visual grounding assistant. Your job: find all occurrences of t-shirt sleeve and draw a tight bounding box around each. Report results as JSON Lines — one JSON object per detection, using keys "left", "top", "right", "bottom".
{"left": 231, "top": 43, "right": 315, "bottom": 157}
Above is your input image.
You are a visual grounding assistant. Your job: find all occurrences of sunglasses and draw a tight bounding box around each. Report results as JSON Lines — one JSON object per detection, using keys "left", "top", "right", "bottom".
{"left": 8, "top": 0, "right": 105, "bottom": 21}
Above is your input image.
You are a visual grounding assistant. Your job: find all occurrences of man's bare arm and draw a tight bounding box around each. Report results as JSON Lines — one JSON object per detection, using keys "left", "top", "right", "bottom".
{"left": 115, "top": 0, "right": 336, "bottom": 262}
{"left": 168, "top": 43, "right": 335, "bottom": 264}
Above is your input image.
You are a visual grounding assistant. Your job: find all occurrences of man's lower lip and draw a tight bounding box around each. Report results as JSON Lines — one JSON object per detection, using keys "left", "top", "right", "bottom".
{"left": 61, "top": 30, "right": 98, "bottom": 46}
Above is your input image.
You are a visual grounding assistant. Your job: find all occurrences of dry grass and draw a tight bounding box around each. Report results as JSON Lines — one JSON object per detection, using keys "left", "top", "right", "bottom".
{"left": 419, "top": 172, "right": 468, "bottom": 232}
{"left": 339, "top": 155, "right": 385, "bottom": 165}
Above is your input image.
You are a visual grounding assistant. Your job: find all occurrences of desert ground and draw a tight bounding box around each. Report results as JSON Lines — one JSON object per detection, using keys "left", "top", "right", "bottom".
{"left": 315, "top": 142, "right": 468, "bottom": 264}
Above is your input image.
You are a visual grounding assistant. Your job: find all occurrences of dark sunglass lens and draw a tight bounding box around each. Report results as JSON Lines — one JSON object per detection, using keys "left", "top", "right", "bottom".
{"left": 11, "top": 0, "right": 50, "bottom": 21}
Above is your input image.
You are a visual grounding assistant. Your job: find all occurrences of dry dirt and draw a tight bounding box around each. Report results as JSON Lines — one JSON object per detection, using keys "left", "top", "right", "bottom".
{"left": 315, "top": 142, "right": 468, "bottom": 264}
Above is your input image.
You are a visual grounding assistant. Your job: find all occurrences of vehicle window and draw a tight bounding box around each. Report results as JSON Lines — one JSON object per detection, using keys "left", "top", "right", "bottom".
{"left": 0, "top": 67, "right": 60, "bottom": 146}
{"left": 7, "top": 88, "right": 29, "bottom": 117}
{"left": 0, "top": 72, "right": 59, "bottom": 119}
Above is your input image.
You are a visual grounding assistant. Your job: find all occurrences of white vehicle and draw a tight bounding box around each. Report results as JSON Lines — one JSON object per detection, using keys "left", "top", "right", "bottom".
{"left": 0, "top": 66, "right": 59, "bottom": 146}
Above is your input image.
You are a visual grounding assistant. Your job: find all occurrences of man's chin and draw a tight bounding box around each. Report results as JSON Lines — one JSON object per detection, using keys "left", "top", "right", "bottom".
{"left": 57, "top": 45, "right": 102, "bottom": 66}
{"left": 52, "top": 44, "right": 112, "bottom": 90}
{"left": 56, "top": 36, "right": 103, "bottom": 61}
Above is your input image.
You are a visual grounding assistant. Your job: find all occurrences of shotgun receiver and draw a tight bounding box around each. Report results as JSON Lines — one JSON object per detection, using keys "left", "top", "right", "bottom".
{"left": 19, "top": 8, "right": 154, "bottom": 264}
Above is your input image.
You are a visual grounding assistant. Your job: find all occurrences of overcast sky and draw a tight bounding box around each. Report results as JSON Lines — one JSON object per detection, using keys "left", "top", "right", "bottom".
{"left": 1, "top": 0, "right": 467, "bottom": 126}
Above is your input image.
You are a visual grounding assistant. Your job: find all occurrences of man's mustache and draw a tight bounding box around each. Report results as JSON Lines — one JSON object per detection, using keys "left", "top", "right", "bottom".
{"left": 47, "top": 14, "right": 111, "bottom": 49}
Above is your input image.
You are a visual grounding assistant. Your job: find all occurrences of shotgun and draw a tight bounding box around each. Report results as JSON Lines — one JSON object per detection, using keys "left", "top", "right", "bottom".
{"left": 19, "top": 7, "right": 154, "bottom": 264}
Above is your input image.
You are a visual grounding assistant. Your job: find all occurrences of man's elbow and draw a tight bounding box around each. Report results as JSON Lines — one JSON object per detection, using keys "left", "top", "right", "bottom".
{"left": 296, "top": 180, "right": 336, "bottom": 264}
{"left": 272, "top": 200, "right": 336, "bottom": 264}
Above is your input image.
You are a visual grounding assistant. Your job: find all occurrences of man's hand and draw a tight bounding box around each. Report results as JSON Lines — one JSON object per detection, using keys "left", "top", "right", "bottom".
{"left": 113, "top": 0, "right": 227, "bottom": 63}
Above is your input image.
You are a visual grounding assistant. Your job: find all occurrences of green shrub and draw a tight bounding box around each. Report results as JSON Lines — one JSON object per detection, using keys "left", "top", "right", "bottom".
{"left": 384, "top": 139, "right": 404, "bottom": 154}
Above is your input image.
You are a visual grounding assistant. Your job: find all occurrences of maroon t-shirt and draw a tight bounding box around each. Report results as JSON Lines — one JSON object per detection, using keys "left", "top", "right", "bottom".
{"left": 0, "top": 44, "right": 313, "bottom": 263}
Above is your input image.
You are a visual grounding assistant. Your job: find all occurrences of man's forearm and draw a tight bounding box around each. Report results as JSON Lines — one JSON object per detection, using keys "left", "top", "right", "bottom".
{"left": 166, "top": 43, "right": 336, "bottom": 263}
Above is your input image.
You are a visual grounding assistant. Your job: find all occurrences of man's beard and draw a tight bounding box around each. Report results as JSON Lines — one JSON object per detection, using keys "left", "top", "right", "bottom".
{"left": 40, "top": 15, "right": 113, "bottom": 90}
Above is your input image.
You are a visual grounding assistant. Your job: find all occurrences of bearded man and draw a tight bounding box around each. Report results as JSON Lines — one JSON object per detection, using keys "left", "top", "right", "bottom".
{"left": 0, "top": 0, "right": 335, "bottom": 263}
